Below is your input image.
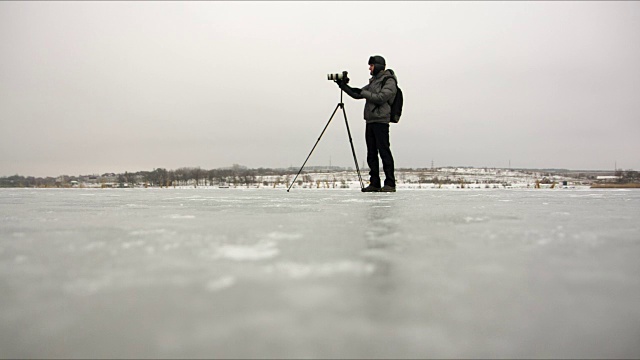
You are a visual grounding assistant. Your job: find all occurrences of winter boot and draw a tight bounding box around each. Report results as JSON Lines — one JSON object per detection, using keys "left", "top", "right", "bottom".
{"left": 380, "top": 185, "right": 396, "bottom": 192}
{"left": 362, "top": 184, "right": 381, "bottom": 192}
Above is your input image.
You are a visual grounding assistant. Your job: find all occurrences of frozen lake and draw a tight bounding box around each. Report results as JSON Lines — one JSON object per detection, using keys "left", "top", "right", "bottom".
{"left": 1, "top": 188, "right": 639, "bottom": 358}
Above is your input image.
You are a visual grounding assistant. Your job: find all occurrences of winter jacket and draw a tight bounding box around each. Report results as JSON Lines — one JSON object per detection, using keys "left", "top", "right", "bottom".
{"left": 341, "top": 69, "right": 398, "bottom": 124}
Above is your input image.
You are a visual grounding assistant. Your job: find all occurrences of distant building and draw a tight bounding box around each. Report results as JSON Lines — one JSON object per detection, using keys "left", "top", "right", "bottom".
{"left": 596, "top": 176, "right": 621, "bottom": 182}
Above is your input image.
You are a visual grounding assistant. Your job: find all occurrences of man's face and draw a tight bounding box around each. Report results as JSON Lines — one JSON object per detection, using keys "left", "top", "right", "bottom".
{"left": 369, "top": 64, "right": 374, "bottom": 75}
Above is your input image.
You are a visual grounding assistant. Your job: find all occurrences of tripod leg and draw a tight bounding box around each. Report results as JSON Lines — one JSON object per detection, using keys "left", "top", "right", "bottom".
{"left": 287, "top": 103, "right": 342, "bottom": 192}
{"left": 341, "top": 104, "right": 365, "bottom": 190}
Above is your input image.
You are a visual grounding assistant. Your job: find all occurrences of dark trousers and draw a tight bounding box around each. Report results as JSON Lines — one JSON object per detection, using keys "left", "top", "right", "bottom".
{"left": 365, "top": 123, "right": 395, "bottom": 188}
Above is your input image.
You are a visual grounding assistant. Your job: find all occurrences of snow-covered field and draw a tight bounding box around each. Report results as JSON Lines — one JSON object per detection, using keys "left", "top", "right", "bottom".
{"left": 61, "top": 167, "right": 585, "bottom": 189}
{"left": 1, "top": 188, "right": 639, "bottom": 358}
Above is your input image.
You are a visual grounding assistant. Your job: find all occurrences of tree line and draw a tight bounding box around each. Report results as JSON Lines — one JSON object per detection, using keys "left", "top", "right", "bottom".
{"left": 0, "top": 165, "right": 299, "bottom": 188}
{"left": 2, "top": 166, "right": 638, "bottom": 188}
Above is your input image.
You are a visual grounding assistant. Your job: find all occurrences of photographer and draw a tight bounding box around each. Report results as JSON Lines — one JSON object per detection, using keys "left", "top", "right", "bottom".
{"left": 336, "top": 55, "right": 398, "bottom": 192}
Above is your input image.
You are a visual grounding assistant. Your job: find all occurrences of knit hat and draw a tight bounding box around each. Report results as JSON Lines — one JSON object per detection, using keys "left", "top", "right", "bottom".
{"left": 368, "top": 55, "right": 386, "bottom": 76}
{"left": 368, "top": 55, "right": 386, "bottom": 66}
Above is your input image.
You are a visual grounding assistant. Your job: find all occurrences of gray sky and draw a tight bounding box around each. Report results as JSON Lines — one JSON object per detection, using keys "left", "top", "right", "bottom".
{"left": 1, "top": 1, "right": 639, "bottom": 177}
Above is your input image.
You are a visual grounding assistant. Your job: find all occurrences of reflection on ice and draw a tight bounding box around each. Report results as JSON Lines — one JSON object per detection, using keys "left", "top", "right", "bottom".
{"left": 264, "top": 261, "right": 375, "bottom": 279}
{"left": 162, "top": 214, "right": 196, "bottom": 219}
{"left": 205, "top": 276, "right": 236, "bottom": 292}
{"left": 265, "top": 231, "right": 303, "bottom": 241}
{"left": 213, "top": 241, "right": 280, "bottom": 261}
{"left": 129, "top": 229, "right": 173, "bottom": 236}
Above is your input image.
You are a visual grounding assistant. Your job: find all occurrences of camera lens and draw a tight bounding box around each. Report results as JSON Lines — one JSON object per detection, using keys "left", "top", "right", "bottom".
{"left": 327, "top": 71, "right": 348, "bottom": 81}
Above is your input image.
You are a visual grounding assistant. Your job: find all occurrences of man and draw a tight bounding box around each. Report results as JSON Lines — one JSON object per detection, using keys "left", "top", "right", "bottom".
{"left": 336, "top": 55, "right": 398, "bottom": 192}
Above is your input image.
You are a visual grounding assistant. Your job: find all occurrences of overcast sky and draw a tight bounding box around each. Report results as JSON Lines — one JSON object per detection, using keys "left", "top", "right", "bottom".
{"left": 1, "top": 1, "right": 639, "bottom": 177}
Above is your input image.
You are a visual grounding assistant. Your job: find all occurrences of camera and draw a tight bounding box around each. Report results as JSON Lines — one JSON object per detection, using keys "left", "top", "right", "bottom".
{"left": 327, "top": 71, "right": 349, "bottom": 83}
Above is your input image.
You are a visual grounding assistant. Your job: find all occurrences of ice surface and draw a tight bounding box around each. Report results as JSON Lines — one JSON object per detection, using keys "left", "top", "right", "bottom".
{"left": 1, "top": 188, "right": 639, "bottom": 358}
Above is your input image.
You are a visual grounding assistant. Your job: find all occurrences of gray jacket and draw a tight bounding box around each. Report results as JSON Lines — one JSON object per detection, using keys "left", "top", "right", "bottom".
{"left": 341, "top": 69, "right": 398, "bottom": 124}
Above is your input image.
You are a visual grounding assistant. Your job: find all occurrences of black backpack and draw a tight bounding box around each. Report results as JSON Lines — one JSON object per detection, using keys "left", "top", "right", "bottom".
{"left": 380, "top": 76, "right": 403, "bottom": 123}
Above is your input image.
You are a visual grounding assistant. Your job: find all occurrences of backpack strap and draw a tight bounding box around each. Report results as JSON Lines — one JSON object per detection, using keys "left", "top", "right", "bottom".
{"left": 380, "top": 76, "right": 397, "bottom": 88}
{"left": 373, "top": 76, "right": 397, "bottom": 113}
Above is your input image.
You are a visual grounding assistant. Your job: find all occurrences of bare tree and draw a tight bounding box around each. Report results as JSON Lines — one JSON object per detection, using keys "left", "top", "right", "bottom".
{"left": 192, "top": 167, "right": 204, "bottom": 187}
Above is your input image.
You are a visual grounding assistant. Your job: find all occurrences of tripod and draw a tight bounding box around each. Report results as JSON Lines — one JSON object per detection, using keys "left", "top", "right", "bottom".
{"left": 287, "top": 90, "right": 365, "bottom": 192}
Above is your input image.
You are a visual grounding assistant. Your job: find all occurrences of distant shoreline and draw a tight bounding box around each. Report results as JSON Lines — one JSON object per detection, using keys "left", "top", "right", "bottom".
{"left": 590, "top": 183, "right": 640, "bottom": 189}
{"left": 2, "top": 167, "right": 638, "bottom": 189}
